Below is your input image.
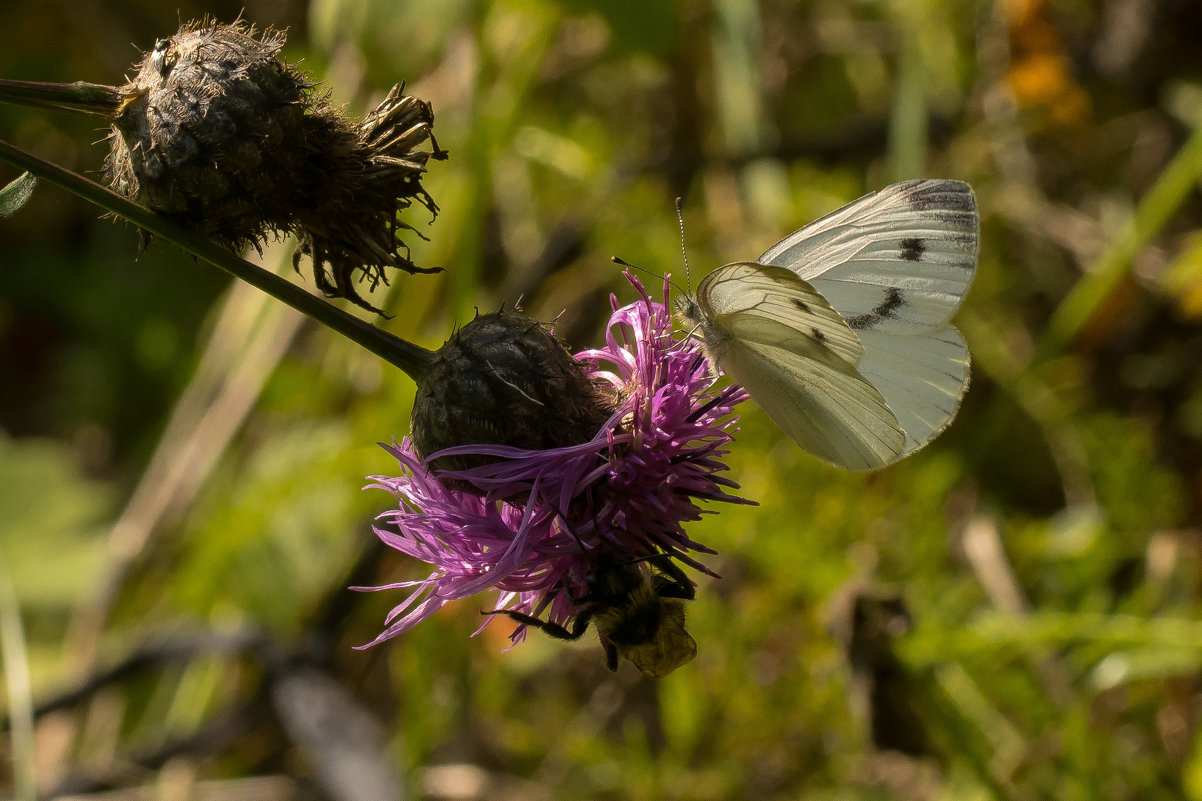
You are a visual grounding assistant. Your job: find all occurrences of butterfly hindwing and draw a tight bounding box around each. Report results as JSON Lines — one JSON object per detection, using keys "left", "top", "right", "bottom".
{"left": 690, "top": 263, "right": 906, "bottom": 470}
{"left": 720, "top": 337, "right": 907, "bottom": 469}
{"left": 853, "top": 327, "right": 970, "bottom": 452}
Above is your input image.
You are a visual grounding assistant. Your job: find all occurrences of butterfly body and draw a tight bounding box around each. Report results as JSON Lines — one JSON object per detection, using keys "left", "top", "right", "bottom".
{"left": 677, "top": 179, "right": 978, "bottom": 471}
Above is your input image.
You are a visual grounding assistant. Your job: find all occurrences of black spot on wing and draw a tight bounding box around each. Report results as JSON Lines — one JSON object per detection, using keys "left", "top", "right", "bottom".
{"left": 811, "top": 327, "right": 826, "bottom": 343}
{"left": 844, "top": 287, "right": 905, "bottom": 331}
{"left": 899, "top": 237, "right": 924, "bottom": 262}
{"left": 792, "top": 298, "right": 811, "bottom": 313}
{"left": 874, "top": 287, "right": 905, "bottom": 319}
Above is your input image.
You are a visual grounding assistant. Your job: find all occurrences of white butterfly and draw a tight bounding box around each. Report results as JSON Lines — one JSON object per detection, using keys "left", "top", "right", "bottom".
{"left": 675, "top": 179, "right": 978, "bottom": 471}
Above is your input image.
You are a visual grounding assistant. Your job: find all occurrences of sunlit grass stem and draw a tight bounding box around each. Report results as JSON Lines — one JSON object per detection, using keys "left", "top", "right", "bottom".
{"left": 1037, "top": 118, "right": 1202, "bottom": 359}
{"left": 965, "top": 117, "right": 1202, "bottom": 477}
{"left": 0, "top": 572, "right": 36, "bottom": 801}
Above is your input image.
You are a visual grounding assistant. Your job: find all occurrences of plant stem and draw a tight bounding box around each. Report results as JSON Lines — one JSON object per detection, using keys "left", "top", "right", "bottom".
{"left": 0, "top": 137, "right": 435, "bottom": 382}
{"left": 1037, "top": 118, "right": 1202, "bottom": 359}
{"left": 0, "top": 78, "right": 123, "bottom": 115}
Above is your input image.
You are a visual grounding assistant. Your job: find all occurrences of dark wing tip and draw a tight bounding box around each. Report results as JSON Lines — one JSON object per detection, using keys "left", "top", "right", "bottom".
{"left": 896, "top": 179, "right": 975, "bottom": 213}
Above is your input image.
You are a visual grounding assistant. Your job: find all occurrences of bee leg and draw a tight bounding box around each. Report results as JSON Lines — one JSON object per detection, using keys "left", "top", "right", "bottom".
{"left": 650, "top": 555, "right": 697, "bottom": 601}
{"left": 483, "top": 608, "right": 592, "bottom": 641}
{"left": 600, "top": 636, "right": 619, "bottom": 672}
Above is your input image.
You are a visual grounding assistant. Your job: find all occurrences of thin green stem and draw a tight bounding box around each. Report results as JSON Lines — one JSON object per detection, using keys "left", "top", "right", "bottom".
{"left": 1037, "top": 118, "right": 1202, "bottom": 360}
{"left": 0, "top": 78, "right": 124, "bottom": 115}
{"left": 0, "top": 137, "right": 435, "bottom": 382}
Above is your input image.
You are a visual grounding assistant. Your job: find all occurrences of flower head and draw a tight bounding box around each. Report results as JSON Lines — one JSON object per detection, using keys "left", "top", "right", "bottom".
{"left": 359, "top": 274, "right": 751, "bottom": 670}
{"left": 105, "top": 19, "right": 445, "bottom": 313}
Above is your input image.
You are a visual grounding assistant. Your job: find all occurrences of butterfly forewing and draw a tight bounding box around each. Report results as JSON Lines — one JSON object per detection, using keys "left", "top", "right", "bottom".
{"left": 757, "top": 179, "right": 977, "bottom": 335}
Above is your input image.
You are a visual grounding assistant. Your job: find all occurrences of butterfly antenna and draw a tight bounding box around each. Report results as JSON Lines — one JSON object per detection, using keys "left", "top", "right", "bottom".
{"left": 611, "top": 256, "right": 690, "bottom": 298}
{"left": 675, "top": 197, "right": 692, "bottom": 291}
{"left": 611, "top": 255, "right": 646, "bottom": 276}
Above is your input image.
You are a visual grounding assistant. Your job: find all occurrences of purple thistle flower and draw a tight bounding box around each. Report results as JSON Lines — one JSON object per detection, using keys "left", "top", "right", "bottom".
{"left": 358, "top": 273, "right": 751, "bottom": 659}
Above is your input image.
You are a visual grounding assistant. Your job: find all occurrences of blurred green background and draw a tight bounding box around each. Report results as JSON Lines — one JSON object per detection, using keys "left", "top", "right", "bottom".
{"left": 5, "top": 0, "right": 1202, "bottom": 799}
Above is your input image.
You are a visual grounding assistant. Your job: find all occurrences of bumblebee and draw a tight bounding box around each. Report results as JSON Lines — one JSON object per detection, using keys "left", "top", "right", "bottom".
{"left": 488, "top": 553, "right": 697, "bottom": 678}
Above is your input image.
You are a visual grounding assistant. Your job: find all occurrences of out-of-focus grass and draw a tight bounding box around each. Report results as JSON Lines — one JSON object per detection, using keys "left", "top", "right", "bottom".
{"left": 4, "top": 0, "right": 1202, "bottom": 799}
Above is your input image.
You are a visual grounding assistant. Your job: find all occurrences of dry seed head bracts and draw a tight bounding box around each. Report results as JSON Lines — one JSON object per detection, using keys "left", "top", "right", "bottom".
{"left": 104, "top": 19, "right": 445, "bottom": 313}
{"left": 410, "top": 309, "right": 617, "bottom": 484}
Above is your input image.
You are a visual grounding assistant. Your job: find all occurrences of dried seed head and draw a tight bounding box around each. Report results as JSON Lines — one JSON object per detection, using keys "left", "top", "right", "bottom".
{"left": 410, "top": 309, "right": 617, "bottom": 481}
{"left": 104, "top": 19, "right": 445, "bottom": 313}
{"left": 105, "top": 20, "right": 304, "bottom": 246}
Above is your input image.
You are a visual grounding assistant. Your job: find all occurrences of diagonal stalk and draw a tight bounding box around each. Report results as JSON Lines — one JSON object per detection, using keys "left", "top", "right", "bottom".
{"left": 1037, "top": 117, "right": 1202, "bottom": 359}
{"left": 0, "top": 78, "right": 124, "bottom": 115}
{"left": 0, "top": 136, "right": 435, "bottom": 382}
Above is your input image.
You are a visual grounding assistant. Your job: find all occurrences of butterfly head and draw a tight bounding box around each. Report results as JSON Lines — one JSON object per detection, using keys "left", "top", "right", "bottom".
{"left": 673, "top": 291, "right": 699, "bottom": 323}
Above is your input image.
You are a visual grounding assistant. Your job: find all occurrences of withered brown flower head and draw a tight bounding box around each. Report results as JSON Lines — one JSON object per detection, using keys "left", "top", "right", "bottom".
{"left": 104, "top": 18, "right": 446, "bottom": 313}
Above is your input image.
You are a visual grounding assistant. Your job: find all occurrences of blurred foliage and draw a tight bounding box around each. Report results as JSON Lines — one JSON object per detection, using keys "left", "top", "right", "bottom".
{"left": 5, "top": 0, "right": 1202, "bottom": 799}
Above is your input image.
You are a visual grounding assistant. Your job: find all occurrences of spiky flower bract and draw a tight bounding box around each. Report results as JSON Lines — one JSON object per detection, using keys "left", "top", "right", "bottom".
{"left": 360, "top": 274, "right": 751, "bottom": 652}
